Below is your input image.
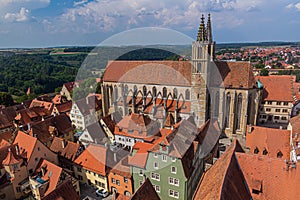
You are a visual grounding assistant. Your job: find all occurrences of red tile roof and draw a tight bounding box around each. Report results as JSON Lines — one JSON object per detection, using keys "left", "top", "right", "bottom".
{"left": 246, "top": 125, "right": 291, "bottom": 160}
{"left": 213, "top": 61, "right": 256, "bottom": 89}
{"left": 13, "top": 131, "right": 37, "bottom": 160}
{"left": 193, "top": 140, "right": 251, "bottom": 200}
{"left": 115, "top": 113, "right": 160, "bottom": 140}
{"left": 63, "top": 82, "right": 75, "bottom": 92}
{"left": 74, "top": 144, "right": 112, "bottom": 175}
{"left": 236, "top": 153, "right": 300, "bottom": 200}
{"left": 33, "top": 159, "right": 63, "bottom": 197}
{"left": 30, "top": 99, "right": 54, "bottom": 111}
{"left": 258, "top": 75, "right": 295, "bottom": 102}
{"left": 2, "top": 148, "right": 21, "bottom": 165}
{"left": 50, "top": 137, "right": 80, "bottom": 161}
{"left": 42, "top": 179, "right": 80, "bottom": 200}
{"left": 103, "top": 61, "right": 192, "bottom": 86}
{"left": 128, "top": 142, "right": 153, "bottom": 169}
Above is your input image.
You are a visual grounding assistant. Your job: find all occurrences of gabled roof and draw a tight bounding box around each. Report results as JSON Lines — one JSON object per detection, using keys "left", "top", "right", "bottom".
{"left": 236, "top": 153, "right": 300, "bottom": 200}
{"left": 246, "top": 125, "right": 290, "bottom": 160}
{"left": 212, "top": 61, "right": 256, "bottom": 89}
{"left": 30, "top": 99, "right": 54, "bottom": 111}
{"left": 116, "top": 113, "right": 160, "bottom": 139}
{"left": 110, "top": 156, "right": 131, "bottom": 178}
{"left": 103, "top": 60, "right": 192, "bottom": 86}
{"left": 128, "top": 142, "right": 153, "bottom": 169}
{"left": 50, "top": 137, "right": 80, "bottom": 161}
{"left": 42, "top": 179, "right": 80, "bottom": 200}
{"left": 63, "top": 82, "right": 75, "bottom": 92}
{"left": 101, "top": 111, "right": 123, "bottom": 133}
{"left": 13, "top": 131, "right": 37, "bottom": 161}
{"left": 129, "top": 178, "right": 160, "bottom": 200}
{"left": 74, "top": 144, "right": 116, "bottom": 175}
{"left": 54, "top": 101, "right": 72, "bottom": 113}
{"left": 83, "top": 122, "right": 108, "bottom": 144}
{"left": 33, "top": 159, "right": 63, "bottom": 197}
{"left": 193, "top": 140, "right": 251, "bottom": 200}
{"left": 2, "top": 148, "right": 21, "bottom": 165}
{"left": 29, "top": 114, "right": 73, "bottom": 144}
{"left": 258, "top": 75, "right": 295, "bottom": 102}
{"left": 73, "top": 97, "right": 102, "bottom": 116}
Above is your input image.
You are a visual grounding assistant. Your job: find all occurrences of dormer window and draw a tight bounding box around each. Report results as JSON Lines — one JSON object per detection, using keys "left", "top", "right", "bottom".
{"left": 277, "top": 151, "right": 283, "bottom": 158}
{"left": 263, "top": 149, "right": 268, "bottom": 155}
{"left": 254, "top": 147, "right": 259, "bottom": 154}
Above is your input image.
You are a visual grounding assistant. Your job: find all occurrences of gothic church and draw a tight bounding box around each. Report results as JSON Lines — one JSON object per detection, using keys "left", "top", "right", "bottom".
{"left": 101, "top": 14, "right": 259, "bottom": 137}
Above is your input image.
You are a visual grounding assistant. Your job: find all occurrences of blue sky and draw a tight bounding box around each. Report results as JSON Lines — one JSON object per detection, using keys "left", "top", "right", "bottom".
{"left": 0, "top": 0, "right": 300, "bottom": 48}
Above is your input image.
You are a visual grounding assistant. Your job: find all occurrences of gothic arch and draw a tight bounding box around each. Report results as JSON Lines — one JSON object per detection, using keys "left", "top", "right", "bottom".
{"left": 173, "top": 88, "right": 178, "bottom": 99}
{"left": 214, "top": 91, "right": 220, "bottom": 117}
{"left": 152, "top": 86, "right": 157, "bottom": 97}
{"left": 235, "top": 93, "right": 243, "bottom": 131}
{"left": 163, "top": 87, "right": 167, "bottom": 98}
{"left": 225, "top": 92, "right": 231, "bottom": 128}
{"left": 185, "top": 89, "right": 190, "bottom": 100}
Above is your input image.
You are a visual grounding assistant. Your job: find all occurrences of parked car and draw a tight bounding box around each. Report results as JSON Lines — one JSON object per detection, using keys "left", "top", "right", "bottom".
{"left": 96, "top": 189, "right": 109, "bottom": 198}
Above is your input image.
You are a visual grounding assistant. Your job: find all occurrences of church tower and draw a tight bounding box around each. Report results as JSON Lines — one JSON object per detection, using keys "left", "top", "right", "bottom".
{"left": 191, "top": 14, "right": 215, "bottom": 127}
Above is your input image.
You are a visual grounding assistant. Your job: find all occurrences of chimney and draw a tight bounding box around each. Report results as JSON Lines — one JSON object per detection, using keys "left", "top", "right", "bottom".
{"left": 113, "top": 152, "right": 117, "bottom": 163}
{"left": 15, "top": 145, "right": 19, "bottom": 155}
{"left": 27, "top": 123, "right": 31, "bottom": 131}
{"left": 279, "top": 126, "right": 283, "bottom": 130}
{"left": 171, "top": 126, "right": 174, "bottom": 130}
{"left": 62, "top": 140, "right": 66, "bottom": 149}
{"left": 248, "top": 124, "right": 252, "bottom": 133}
{"left": 41, "top": 167, "right": 46, "bottom": 176}
{"left": 143, "top": 174, "right": 146, "bottom": 183}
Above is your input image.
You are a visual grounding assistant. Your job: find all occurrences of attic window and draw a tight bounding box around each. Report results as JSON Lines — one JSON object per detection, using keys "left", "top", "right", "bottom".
{"left": 277, "top": 151, "right": 283, "bottom": 158}
{"left": 263, "top": 149, "right": 268, "bottom": 155}
{"left": 254, "top": 147, "right": 259, "bottom": 154}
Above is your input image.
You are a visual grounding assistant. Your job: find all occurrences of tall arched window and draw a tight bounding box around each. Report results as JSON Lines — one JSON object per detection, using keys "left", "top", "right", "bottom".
{"left": 152, "top": 86, "right": 157, "bottom": 97}
{"left": 235, "top": 93, "right": 243, "bottom": 130}
{"left": 225, "top": 92, "right": 231, "bottom": 128}
{"left": 214, "top": 91, "right": 220, "bottom": 117}
{"left": 133, "top": 85, "right": 138, "bottom": 96}
{"left": 114, "top": 86, "right": 118, "bottom": 101}
{"left": 163, "top": 87, "right": 167, "bottom": 98}
{"left": 124, "top": 85, "right": 128, "bottom": 95}
{"left": 173, "top": 88, "right": 178, "bottom": 99}
{"left": 185, "top": 89, "right": 190, "bottom": 100}
{"left": 247, "top": 94, "right": 252, "bottom": 124}
{"left": 143, "top": 86, "right": 147, "bottom": 96}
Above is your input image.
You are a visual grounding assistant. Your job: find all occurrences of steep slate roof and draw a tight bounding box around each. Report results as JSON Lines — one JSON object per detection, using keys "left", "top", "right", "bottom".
{"left": 103, "top": 61, "right": 192, "bottom": 86}
{"left": 129, "top": 178, "right": 160, "bottom": 200}
{"left": 212, "top": 61, "right": 256, "bottom": 89}
{"left": 193, "top": 140, "right": 251, "bottom": 200}
{"left": 42, "top": 179, "right": 80, "bottom": 200}
{"left": 236, "top": 153, "right": 300, "bottom": 200}
{"left": 259, "top": 75, "right": 295, "bottom": 102}
{"left": 246, "top": 125, "right": 290, "bottom": 160}
{"left": 50, "top": 137, "right": 80, "bottom": 161}
{"left": 84, "top": 122, "right": 108, "bottom": 144}
{"left": 74, "top": 97, "right": 102, "bottom": 116}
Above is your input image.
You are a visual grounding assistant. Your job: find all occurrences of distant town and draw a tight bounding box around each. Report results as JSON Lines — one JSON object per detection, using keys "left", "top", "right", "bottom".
{"left": 1, "top": 14, "right": 300, "bottom": 200}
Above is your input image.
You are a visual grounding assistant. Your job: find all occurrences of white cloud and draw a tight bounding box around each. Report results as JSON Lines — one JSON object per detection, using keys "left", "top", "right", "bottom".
{"left": 4, "top": 7, "right": 30, "bottom": 22}
{"left": 0, "top": 0, "right": 50, "bottom": 22}
{"left": 286, "top": 2, "right": 300, "bottom": 11}
{"left": 52, "top": 0, "right": 266, "bottom": 34}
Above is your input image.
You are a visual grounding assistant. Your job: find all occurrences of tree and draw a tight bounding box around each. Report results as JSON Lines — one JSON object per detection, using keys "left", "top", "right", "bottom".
{"left": 260, "top": 68, "right": 269, "bottom": 76}
{"left": 0, "top": 92, "right": 14, "bottom": 106}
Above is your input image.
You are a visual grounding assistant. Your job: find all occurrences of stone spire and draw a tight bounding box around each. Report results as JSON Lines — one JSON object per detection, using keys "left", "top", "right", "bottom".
{"left": 206, "top": 13, "right": 213, "bottom": 43}
{"left": 197, "top": 14, "right": 206, "bottom": 42}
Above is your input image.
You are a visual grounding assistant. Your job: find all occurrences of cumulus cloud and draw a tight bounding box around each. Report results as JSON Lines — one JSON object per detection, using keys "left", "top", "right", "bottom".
{"left": 4, "top": 7, "right": 30, "bottom": 22}
{"left": 286, "top": 2, "right": 300, "bottom": 11}
{"left": 52, "top": 0, "right": 266, "bottom": 34}
{"left": 0, "top": 0, "right": 50, "bottom": 22}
